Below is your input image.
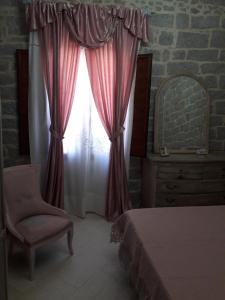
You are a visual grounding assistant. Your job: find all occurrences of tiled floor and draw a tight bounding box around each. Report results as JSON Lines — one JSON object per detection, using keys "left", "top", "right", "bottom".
{"left": 8, "top": 214, "right": 137, "bottom": 300}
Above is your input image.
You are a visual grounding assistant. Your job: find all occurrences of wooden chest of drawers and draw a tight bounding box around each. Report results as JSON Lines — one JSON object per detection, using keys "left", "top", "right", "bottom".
{"left": 142, "top": 154, "right": 225, "bottom": 207}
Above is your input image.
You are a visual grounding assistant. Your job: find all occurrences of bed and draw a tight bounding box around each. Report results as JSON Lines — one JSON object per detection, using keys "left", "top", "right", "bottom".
{"left": 111, "top": 206, "right": 225, "bottom": 300}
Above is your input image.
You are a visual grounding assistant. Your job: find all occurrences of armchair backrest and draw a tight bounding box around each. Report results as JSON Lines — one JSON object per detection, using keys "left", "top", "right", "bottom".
{"left": 3, "top": 164, "right": 44, "bottom": 224}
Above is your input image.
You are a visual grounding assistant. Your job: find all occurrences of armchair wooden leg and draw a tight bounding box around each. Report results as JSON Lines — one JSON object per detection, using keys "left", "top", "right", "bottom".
{"left": 67, "top": 226, "right": 74, "bottom": 256}
{"left": 26, "top": 248, "right": 35, "bottom": 281}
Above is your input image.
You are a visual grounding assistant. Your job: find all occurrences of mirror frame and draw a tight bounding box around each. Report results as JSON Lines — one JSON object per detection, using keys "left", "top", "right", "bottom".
{"left": 154, "top": 73, "right": 210, "bottom": 154}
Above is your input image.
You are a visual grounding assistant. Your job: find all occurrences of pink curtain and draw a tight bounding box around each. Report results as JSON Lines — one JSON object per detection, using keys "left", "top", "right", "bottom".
{"left": 85, "top": 23, "right": 139, "bottom": 221}
{"left": 26, "top": 2, "right": 149, "bottom": 215}
{"left": 27, "top": 3, "right": 150, "bottom": 46}
{"left": 39, "top": 16, "right": 81, "bottom": 208}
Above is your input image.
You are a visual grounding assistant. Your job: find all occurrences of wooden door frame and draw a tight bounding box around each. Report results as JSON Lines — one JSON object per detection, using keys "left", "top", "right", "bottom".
{"left": 130, "top": 53, "right": 152, "bottom": 157}
{"left": 0, "top": 99, "right": 8, "bottom": 300}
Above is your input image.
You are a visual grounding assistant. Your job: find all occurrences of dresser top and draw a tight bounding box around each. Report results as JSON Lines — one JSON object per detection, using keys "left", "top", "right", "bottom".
{"left": 147, "top": 153, "right": 225, "bottom": 163}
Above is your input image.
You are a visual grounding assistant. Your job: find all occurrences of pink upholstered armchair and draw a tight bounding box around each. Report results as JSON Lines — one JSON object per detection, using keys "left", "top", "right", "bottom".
{"left": 3, "top": 164, "right": 74, "bottom": 280}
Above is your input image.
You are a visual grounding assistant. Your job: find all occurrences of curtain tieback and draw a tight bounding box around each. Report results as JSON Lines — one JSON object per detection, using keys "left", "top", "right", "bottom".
{"left": 109, "top": 126, "right": 125, "bottom": 143}
{"left": 49, "top": 126, "right": 64, "bottom": 140}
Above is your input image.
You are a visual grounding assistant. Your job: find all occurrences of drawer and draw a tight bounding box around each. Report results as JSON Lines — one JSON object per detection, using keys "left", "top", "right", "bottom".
{"left": 157, "top": 163, "right": 225, "bottom": 180}
{"left": 157, "top": 180, "right": 225, "bottom": 194}
{"left": 156, "top": 193, "right": 225, "bottom": 207}
{"left": 157, "top": 164, "right": 204, "bottom": 180}
{"left": 202, "top": 165, "right": 225, "bottom": 179}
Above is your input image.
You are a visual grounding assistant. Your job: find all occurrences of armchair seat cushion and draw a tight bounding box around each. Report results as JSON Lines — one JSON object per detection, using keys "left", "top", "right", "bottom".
{"left": 15, "top": 215, "right": 72, "bottom": 246}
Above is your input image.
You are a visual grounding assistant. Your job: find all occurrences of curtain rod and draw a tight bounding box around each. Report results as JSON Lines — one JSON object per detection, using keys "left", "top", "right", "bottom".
{"left": 21, "top": 0, "right": 155, "bottom": 15}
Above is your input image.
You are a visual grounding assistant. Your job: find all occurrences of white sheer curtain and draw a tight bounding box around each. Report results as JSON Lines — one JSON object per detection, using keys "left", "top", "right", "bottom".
{"left": 64, "top": 50, "right": 135, "bottom": 217}
{"left": 63, "top": 50, "right": 110, "bottom": 217}
{"left": 28, "top": 32, "right": 50, "bottom": 185}
{"left": 28, "top": 35, "right": 135, "bottom": 218}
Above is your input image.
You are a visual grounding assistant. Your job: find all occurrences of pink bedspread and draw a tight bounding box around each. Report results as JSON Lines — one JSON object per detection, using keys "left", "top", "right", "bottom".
{"left": 111, "top": 206, "right": 225, "bottom": 300}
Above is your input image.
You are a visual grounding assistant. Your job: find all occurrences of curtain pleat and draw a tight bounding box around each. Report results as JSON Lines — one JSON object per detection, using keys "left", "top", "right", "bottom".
{"left": 26, "top": 2, "right": 150, "bottom": 45}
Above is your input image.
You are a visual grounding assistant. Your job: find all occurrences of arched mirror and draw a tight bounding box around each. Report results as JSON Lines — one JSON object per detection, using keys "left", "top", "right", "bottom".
{"left": 154, "top": 74, "right": 210, "bottom": 154}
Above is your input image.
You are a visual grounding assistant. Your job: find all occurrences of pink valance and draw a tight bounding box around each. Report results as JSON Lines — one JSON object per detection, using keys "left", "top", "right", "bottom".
{"left": 26, "top": 1, "right": 150, "bottom": 47}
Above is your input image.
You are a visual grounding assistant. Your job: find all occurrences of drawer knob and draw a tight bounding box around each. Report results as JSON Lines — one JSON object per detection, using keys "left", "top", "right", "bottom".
{"left": 166, "top": 183, "right": 177, "bottom": 190}
{"left": 177, "top": 174, "right": 184, "bottom": 179}
{"left": 166, "top": 198, "right": 175, "bottom": 204}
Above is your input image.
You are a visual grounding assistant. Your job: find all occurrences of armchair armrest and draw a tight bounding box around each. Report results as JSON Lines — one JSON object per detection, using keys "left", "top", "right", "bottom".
{"left": 38, "top": 200, "right": 70, "bottom": 219}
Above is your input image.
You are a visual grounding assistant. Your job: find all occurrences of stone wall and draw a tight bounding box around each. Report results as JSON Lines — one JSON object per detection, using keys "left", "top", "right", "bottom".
{"left": 0, "top": 1, "right": 28, "bottom": 167}
{"left": 144, "top": 0, "right": 225, "bottom": 154}
{"left": 0, "top": 0, "right": 225, "bottom": 207}
{"left": 118, "top": 0, "right": 225, "bottom": 206}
